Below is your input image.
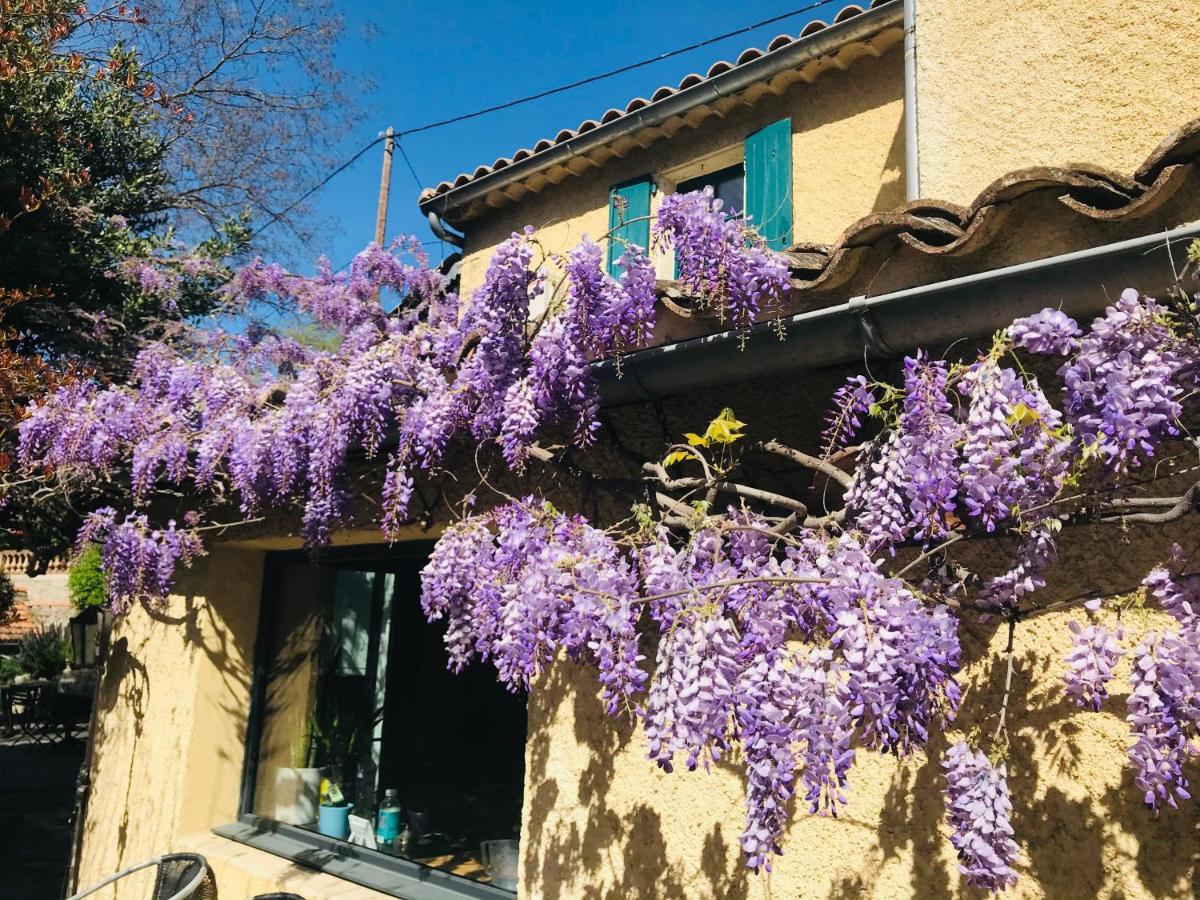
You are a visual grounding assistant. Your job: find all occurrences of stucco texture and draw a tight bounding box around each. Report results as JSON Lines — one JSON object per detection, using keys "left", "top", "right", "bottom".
{"left": 507, "top": 368, "right": 1200, "bottom": 900}
{"left": 74, "top": 547, "right": 263, "bottom": 895}
{"left": 519, "top": 536, "right": 1200, "bottom": 900}
{"left": 458, "top": 45, "right": 905, "bottom": 300}
{"left": 914, "top": 0, "right": 1200, "bottom": 204}
{"left": 73, "top": 540, "right": 414, "bottom": 898}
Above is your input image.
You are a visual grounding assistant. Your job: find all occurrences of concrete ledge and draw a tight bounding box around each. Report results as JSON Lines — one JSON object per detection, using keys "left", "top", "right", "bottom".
{"left": 206, "top": 819, "right": 512, "bottom": 900}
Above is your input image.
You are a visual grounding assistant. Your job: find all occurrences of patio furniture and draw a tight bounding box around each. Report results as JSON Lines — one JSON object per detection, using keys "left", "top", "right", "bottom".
{"left": 0, "top": 677, "right": 93, "bottom": 743}
{"left": 1, "top": 678, "right": 56, "bottom": 741}
{"left": 66, "top": 852, "right": 211, "bottom": 900}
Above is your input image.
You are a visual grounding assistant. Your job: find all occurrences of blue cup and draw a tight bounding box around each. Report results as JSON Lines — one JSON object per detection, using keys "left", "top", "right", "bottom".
{"left": 317, "top": 802, "right": 354, "bottom": 840}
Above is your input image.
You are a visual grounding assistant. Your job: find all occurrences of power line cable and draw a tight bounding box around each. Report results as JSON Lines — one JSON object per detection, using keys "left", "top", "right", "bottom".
{"left": 254, "top": 0, "right": 854, "bottom": 238}
{"left": 250, "top": 137, "right": 389, "bottom": 240}
{"left": 391, "top": 0, "right": 854, "bottom": 140}
{"left": 396, "top": 142, "right": 424, "bottom": 192}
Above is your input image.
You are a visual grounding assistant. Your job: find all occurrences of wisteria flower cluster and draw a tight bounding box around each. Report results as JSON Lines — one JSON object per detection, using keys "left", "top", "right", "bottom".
{"left": 654, "top": 188, "right": 790, "bottom": 330}
{"left": 76, "top": 507, "right": 204, "bottom": 611}
{"left": 11, "top": 196, "right": 1200, "bottom": 893}
{"left": 21, "top": 228, "right": 661, "bottom": 564}
{"left": 422, "top": 506, "right": 960, "bottom": 873}
{"left": 1057, "top": 550, "right": 1200, "bottom": 818}
{"left": 1011, "top": 291, "right": 1198, "bottom": 470}
{"left": 942, "top": 741, "right": 1020, "bottom": 892}
{"left": 1063, "top": 620, "right": 1124, "bottom": 711}
{"left": 1125, "top": 553, "right": 1200, "bottom": 812}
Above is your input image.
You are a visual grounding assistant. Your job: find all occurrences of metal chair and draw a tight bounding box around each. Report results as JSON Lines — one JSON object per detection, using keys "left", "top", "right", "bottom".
{"left": 66, "top": 852, "right": 211, "bottom": 900}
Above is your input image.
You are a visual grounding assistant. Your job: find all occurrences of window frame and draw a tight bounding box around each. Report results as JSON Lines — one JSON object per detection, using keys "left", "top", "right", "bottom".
{"left": 224, "top": 542, "right": 518, "bottom": 900}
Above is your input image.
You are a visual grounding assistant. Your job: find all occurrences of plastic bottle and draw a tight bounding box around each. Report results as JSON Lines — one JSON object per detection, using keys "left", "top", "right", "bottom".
{"left": 376, "top": 789, "right": 402, "bottom": 845}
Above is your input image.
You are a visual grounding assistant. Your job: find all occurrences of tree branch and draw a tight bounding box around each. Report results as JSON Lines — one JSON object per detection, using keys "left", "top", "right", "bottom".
{"left": 757, "top": 439, "right": 854, "bottom": 490}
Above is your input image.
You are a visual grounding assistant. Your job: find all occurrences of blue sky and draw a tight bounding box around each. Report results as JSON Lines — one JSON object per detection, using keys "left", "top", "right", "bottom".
{"left": 298, "top": 0, "right": 838, "bottom": 272}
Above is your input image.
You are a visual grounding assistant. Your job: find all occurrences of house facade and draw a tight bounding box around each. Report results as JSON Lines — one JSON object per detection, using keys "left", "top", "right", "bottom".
{"left": 74, "top": 2, "right": 1200, "bottom": 898}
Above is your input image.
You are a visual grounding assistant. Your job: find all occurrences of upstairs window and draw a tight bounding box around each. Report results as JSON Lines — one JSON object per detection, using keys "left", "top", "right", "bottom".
{"left": 677, "top": 162, "right": 746, "bottom": 216}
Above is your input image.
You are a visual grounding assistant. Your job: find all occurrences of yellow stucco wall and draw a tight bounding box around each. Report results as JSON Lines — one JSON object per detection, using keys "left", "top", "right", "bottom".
{"left": 914, "top": 0, "right": 1200, "bottom": 204}
{"left": 458, "top": 45, "right": 905, "bottom": 299}
{"left": 519, "top": 524, "right": 1200, "bottom": 900}
{"left": 74, "top": 545, "right": 399, "bottom": 899}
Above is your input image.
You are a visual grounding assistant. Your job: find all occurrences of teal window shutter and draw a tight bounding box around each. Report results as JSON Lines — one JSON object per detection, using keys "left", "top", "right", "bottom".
{"left": 607, "top": 175, "right": 652, "bottom": 276}
{"left": 744, "top": 118, "right": 793, "bottom": 250}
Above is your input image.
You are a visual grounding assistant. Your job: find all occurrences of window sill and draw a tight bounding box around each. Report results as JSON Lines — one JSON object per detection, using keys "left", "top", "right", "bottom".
{"left": 213, "top": 816, "right": 515, "bottom": 900}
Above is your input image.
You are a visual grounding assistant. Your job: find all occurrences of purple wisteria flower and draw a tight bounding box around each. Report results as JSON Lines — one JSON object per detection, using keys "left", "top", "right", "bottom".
{"left": 654, "top": 188, "right": 789, "bottom": 330}
{"left": 959, "top": 362, "right": 1070, "bottom": 532}
{"left": 1008, "top": 308, "right": 1081, "bottom": 356}
{"left": 1143, "top": 545, "right": 1200, "bottom": 629}
{"left": 77, "top": 508, "right": 205, "bottom": 611}
{"left": 1126, "top": 632, "right": 1199, "bottom": 812}
{"left": 822, "top": 374, "right": 876, "bottom": 451}
{"left": 1063, "top": 621, "right": 1124, "bottom": 711}
{"left": 736, "top": 648, "right": 800, "bottom": 871}
{"left": 564, "top": 237, "right": 656, "bottom": 355}
{"left": 942, "top": 741, "right": 1020, "bottom": 892}
{"left": 1059, "top": 289, "right": 1195, "bottom": 471}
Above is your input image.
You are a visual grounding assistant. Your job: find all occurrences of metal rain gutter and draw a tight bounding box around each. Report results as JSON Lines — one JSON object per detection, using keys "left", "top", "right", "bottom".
{"left": 594, "top": 223, "right": 1200, "bottom": 406}
{"left": 418, "top": 0, "right": 904, "bottom": 225}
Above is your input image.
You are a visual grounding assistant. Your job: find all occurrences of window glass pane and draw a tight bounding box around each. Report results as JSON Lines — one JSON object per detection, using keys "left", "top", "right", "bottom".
{"left": 329, "top": 569, "right": 376, "bottom": 676}
{"left": 678, "top": 162, "right": 745, "bottom": 216}
{"left": 251, "top": 550, "right": 526, "bottom": 894}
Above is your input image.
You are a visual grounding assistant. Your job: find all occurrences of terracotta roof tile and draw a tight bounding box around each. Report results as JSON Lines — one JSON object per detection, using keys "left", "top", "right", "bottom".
{"left": 0, "top": 596, "right": 37, "bottom": 644}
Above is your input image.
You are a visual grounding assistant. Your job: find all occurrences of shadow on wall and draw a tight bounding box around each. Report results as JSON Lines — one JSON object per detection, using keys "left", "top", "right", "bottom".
{"left": 522, "top": 608, "right": 1200, "bottom": 899}
{"left": 830, "top": 614, "right": 1200, "bottom": 900}
{"left": 92, "top": 634, "right": 151, "bottom": 863}
{"left": 82, "top": 581, "right": 259, "bottom": 874}
{"left": 521, "top": 660, "right": 750, "bottom": 900}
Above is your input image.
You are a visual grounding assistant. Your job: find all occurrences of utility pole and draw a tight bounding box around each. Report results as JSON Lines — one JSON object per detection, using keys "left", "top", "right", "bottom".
{"left": 374, "top": 127, "right": 395, "bottom": 246}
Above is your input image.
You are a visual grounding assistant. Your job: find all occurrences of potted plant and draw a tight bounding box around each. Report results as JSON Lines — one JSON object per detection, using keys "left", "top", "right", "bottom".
{"left": 311, "top": 711, "right": 357, "bottom": 839}
{"left": 272, "top": 719, "right": 322, "bottom": 826}
{"left": 17, "top": 625, "right": 68, "bottom": 680}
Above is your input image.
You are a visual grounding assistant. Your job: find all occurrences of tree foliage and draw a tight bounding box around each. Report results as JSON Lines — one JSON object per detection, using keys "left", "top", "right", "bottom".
{"left": 67, "top": 544, "right": 108, "bottom": 611}
{"left": 0, "top": 1, "right": 251, "bottom": 558}
{"left": 0, "top": 571, "right": 14, "bottom": 622}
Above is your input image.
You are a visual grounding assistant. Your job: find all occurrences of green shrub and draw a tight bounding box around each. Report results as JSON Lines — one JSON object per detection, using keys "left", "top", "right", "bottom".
{"left": 0, "top": 572, "right": 14, "bottom": 621}
{"left": 0, "top": 656, "right": 21, "bottom": 683}
{"left": 17, "top": 625, "right": 68, "bottom": 679}
{"left": 68, "top": 545, "right": 107, "bottom": 612}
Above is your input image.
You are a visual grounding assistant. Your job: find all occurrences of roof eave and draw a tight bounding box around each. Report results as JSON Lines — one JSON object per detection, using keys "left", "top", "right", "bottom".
{"left": 417, "top": 0, "right": 903, "bottom": 227}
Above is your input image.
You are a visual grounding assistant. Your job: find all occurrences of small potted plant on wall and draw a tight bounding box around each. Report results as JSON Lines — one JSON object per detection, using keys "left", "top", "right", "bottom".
{"left": 273, "top": 720, "right": 322, "bottom": 826}
{"left": 312, "top": 712, "right": 357, "bottom": 840}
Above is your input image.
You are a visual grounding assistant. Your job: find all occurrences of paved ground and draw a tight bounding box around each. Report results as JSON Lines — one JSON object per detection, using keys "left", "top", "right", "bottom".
{"left": 0, "top": 736, "right": 85, "bottom": 900}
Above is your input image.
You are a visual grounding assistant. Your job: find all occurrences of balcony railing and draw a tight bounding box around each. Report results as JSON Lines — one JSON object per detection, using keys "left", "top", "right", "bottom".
{"left": 0, "top": 551, "right": 69, "bottom": 575}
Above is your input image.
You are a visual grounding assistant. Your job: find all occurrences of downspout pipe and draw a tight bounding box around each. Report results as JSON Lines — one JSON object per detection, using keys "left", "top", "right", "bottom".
{"left": 418, "top": 1, "right": 904, "bottom": 226}
{"left": 903, "top": 0, "right": 920, "bottom": 200}
{"left": 426, "top": 210, "right": 465, "bottom": 249}
{"left": 594, "top": 223, "right": 1200, "bottom": 406}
